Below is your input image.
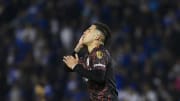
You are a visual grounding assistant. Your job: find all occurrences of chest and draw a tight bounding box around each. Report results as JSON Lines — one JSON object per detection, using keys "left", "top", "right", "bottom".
{"left": 84, "top": 56, "right": 93, "bottom": 70}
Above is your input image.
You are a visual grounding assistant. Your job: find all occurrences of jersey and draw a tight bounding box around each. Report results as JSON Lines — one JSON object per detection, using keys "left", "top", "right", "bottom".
{"left": 73, "top": 45, "right": 118, "bottom": 101}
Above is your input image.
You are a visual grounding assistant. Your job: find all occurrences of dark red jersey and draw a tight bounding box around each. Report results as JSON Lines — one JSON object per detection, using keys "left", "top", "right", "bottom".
{"left": 74, "top": 45, "right": 118, "bottom": 101}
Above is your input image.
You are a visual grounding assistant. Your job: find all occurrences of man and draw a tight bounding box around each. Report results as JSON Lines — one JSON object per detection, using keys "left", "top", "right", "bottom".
{"left": 63, "top": 22, "right": 118, "bottom": 101}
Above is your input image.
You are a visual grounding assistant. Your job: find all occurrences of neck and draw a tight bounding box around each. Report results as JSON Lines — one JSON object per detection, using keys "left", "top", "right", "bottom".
{"left": 87, "top": 41, "right": 103, "bottom": 53}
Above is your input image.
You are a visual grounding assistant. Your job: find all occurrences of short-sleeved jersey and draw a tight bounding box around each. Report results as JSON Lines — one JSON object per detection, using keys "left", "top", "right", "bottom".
{"left": 74, "top": 45, "right": 118, "bottom": 101}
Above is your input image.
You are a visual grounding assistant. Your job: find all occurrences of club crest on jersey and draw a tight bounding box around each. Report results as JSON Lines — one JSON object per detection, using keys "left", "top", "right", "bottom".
{"left": 96, "top": 51, "right": 103, "bottom": 59}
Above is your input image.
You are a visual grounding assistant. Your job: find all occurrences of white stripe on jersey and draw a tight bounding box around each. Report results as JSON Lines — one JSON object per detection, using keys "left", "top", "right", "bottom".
{"left": 93, "top": 64, "right": 106, "bottom": 68}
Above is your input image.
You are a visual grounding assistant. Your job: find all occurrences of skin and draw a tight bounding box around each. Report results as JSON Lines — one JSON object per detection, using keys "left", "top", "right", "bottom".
{"left": 63, "top": 25, "right": 105, "bottom": 70}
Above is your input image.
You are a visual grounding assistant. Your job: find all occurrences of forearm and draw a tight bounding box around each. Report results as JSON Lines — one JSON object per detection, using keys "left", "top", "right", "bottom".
{"left": 73, "top": 64, "right": 106, "bottom": 83}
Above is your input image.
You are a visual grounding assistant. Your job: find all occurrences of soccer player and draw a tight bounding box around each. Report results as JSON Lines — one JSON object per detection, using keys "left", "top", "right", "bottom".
{"left": 63, "top": 22, "right": 118, "bottom": 101}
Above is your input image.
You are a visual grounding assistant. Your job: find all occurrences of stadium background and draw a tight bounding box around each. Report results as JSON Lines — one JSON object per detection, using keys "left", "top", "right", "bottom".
{"left": 0, "top": 0, "right": 180, "bottom": 101}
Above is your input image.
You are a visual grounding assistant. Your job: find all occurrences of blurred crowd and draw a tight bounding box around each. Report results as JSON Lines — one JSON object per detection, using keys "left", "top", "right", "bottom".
{"left": 0, "top": 0, "right": 180, "bottom": 101}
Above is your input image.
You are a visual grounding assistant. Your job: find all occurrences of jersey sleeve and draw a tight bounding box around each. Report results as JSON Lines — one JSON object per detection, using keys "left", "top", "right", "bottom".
{"left": 73, "top": 50, "right": 109, "bottom": 83}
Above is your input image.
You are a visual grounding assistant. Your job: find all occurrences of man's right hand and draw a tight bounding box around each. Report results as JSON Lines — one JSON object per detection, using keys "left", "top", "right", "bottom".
{"left": 74, "top": 35, "right": 84, "bottom": 52}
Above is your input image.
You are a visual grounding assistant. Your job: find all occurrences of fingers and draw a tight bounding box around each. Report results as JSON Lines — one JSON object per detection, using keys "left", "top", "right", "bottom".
{"left": 62, "top": 55, "right": 78, "bottom": 69}
{"left": 63, "top": 56, "right": 68, "bottom": 63}
{"left": 63, "top": 55, "right": 75, "bottom": 61}
{"left": 63, "top": 59, "right": 67, "bottom": 63}
{"left": 75, "top": 54, "right": 79, "bottom": 60}
{"left": 63, "top": 56, "right": 67, "bottom": 60}
{"left": 64, "top": 56, "right": 70, "bottom": 59}
{"left": 63, "top": 58, "right": 67, "bottom": 65}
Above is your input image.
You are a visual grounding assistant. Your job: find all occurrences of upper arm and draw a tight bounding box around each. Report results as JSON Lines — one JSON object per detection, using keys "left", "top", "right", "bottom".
{"left": 91, "top": 50, "right": 109, "bottom": 71}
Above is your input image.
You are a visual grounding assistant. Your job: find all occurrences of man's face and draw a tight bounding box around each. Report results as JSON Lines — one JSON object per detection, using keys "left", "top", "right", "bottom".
{"left": 82, "top": 25, "right": 98, "bottom": 45}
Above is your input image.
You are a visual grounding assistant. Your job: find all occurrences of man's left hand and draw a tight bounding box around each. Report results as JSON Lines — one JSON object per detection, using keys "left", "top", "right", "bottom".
{"left": 63, "top": 54, "right": 79, "bottom": 70}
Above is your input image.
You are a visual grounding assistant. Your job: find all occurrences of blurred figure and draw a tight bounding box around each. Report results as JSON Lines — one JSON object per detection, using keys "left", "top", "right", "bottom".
{"left": 118, "top": 86, "right": 143, "bottom": 101}
{"left": 35, "top": 84, "right": 45, "bottom": 101}
{"left": 142, "top": 83, "right": 157, "bottom": 101}
{"left": 9, "top": 84, "right": 21, "bottom": 101}
{"left": 60, "top": 25, "right": 73, "bottom": 51}
{"left": 15, "top": 24, "right": 37, "bottom": 44}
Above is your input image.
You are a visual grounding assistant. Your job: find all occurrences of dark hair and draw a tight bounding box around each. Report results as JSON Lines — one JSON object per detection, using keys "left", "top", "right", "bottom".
{"left": 92, "top": 22, "right": 111, "bottom": 45}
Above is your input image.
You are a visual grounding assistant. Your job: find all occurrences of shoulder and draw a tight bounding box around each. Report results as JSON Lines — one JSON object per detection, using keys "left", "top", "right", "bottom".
{"left": 93, "top": 48, "right": 110, "bottom": 61}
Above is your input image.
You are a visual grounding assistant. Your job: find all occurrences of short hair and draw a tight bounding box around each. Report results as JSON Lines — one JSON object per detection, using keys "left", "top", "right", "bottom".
{"left": 92, "top": 22, "right": 111, "bottom": 45}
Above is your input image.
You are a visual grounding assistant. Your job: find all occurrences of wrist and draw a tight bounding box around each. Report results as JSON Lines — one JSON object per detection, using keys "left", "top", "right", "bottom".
{"left": 74, "top": 44, "right": 83, "bottom": 52}
{"left": 74, "top": 47, "right": 80, "bottom": 53}
{"left": 71, "top": 63, "right": 78, "bottom": 70}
